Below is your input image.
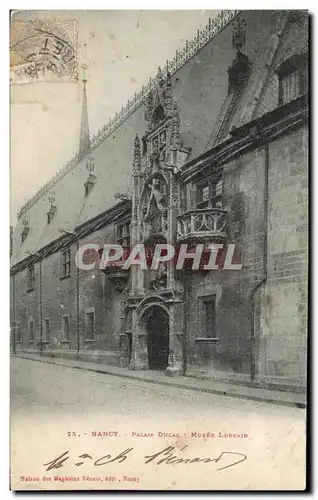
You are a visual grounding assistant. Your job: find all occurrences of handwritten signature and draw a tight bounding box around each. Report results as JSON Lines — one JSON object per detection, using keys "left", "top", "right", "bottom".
{"left": 44, "top": 446, "right": 247, "bottom": 472}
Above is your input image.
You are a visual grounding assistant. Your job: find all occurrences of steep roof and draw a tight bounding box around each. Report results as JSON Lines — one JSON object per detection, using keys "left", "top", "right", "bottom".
{"left": 11, "top": 10, "right": 308, "bottom": 267}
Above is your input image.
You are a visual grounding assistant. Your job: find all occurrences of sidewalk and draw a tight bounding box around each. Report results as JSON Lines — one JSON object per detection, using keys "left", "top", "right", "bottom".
{"left": 13, "top": 353, "right": 306, "bottom": 408}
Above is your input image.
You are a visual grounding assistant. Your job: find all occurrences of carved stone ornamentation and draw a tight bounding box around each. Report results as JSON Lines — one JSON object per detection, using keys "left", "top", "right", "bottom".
{"left": 150, "top": 270, "right": 168, "bottom": 291}
{"left": 171, "top": 104, "right": 181, "bottom": 152}
{"left": 133, "top": 134, "right": 141, "bottom": 176}
{"left": 228, "top": 18, "right": 250, "bottom": 95}
{"left": 145, "top": 67, "right": 175, "bottom": 132}
{"left": 129, "top": 61, "right": 190, "bottom": 311}
{"left": 145, "top": 176, "right": 167, "bottom": 215}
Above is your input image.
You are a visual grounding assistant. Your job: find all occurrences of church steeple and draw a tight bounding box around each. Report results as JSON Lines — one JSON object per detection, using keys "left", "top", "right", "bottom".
{"left": 78, "top": 64, "right": 91, "bottom": 160}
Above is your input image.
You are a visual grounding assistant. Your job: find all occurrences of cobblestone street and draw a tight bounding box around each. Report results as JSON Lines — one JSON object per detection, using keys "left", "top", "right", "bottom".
{"left": 11, "top": 357, "right": 305, "bottom": 422}
{"left": 10, "top": 357, "right": 307, "bottom": 490}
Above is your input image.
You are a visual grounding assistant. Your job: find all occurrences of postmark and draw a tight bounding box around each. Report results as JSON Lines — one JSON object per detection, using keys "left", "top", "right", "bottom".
{"left": 10, "top": 18, "right": 78, "bottom": 84}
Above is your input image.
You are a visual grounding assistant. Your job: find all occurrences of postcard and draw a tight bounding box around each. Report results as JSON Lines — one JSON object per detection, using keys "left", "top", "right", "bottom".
{"left": 10, "top": 9, "right": 308, "bottom": 491}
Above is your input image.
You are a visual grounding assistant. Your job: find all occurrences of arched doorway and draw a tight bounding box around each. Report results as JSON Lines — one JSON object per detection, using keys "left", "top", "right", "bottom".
{"left": 144, "top": 305, "right": 169, "bottom": 370}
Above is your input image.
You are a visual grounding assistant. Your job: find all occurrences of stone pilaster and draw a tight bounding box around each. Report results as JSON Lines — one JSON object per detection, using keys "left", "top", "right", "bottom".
{"left": 166, "top": 301, "right": 184, "bottom": 377}
{"left": 131, "top": 134, "right": 144, "bottom": 296}
{"left": 129, "top": 306, "right": 148, "bottom": 370}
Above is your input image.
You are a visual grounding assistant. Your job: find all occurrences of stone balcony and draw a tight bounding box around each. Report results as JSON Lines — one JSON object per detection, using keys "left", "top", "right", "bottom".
{"left": 99, "top": 247, "right": 130, "bottom": 292}
{"left": 177, "top": 208, "right": 228, "bottom": 242}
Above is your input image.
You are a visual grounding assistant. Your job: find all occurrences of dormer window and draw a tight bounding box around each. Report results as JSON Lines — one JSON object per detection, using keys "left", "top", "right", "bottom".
{"left": 85, "top": 178, "right": 95, "bottom": 197}
{"left": 47, "top": 196, "right": 57, "bottom": 224}
{"left": 60, "top": 248, "right": 71, "bottom": 278}
{"left": 84, "top": 156, "right": 96, "bottom": 197}
{"left": 277, "top": 53, "right": 308, "bottom": 105}
{"left": 21, "top": 218, "right": 29, "bottom": 243}
{"left": 228, "top": 18, "right": 250, "bottom": 95}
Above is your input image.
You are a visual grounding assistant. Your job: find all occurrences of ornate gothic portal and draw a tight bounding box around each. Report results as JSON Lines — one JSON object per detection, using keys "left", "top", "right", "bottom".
{"left": 123, "top": 67, "right": 190, "bottom": 376}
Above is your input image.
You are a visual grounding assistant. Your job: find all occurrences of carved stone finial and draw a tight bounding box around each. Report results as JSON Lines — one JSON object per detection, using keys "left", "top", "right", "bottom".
{"left": 145, "top": 90, "right": 153, "bottom": 124}
{"left": 48, "top": 194, "right": 55, "bottom": 206}
{"left": 21, "top": 216, "right": 29, "bottom": 242}
{"left": 47, "top": 194, "right": 57, "bottom": 223}
{"left": 86, "top": 156, "right": 95, "bottom": 173}
{"left": 156, "top": 66, "right": 163, "bottom": 84}
{"left": 22, "top": 216, "right": 29, "bottom": 227}
{"left": 133, "top": 134, "right": 141, "bottom": 175}
{"left": 172, "top": 104, "right": 180, "bottom": 142}
{"left": 172, "top": 102, "right": 179, "bottom": 117}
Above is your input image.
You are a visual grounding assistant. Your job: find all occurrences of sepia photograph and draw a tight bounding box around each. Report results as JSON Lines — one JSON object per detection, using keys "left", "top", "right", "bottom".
{"left": 9, "top": 8, "right": 308, "bottom": 491}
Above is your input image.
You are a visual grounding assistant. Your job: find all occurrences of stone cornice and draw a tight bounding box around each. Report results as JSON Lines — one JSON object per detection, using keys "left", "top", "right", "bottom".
{"left": 10, "top": 200, "right": 131, "bottom": 276}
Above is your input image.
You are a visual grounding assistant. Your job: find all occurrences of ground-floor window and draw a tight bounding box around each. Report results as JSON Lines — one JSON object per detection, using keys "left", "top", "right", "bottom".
{"left": 28, "top": 319, "right": 34, "bottom": 342}
{"left": 44, "top": 319, "right": 50, "bottom": 341}
{"left": 199, "top": 295, "right": 216, "bottom": 338}
{"left": 85, "top": 309, "right": 95, "bottom": 341}
{"left": 62, "top": 315, "right": 70, "bottom": 341}
{"left": 13, "top": 322, "right": 21, "bottom": 343}
{"left": 16, "top": 322, "right": 21, "bottom": 342}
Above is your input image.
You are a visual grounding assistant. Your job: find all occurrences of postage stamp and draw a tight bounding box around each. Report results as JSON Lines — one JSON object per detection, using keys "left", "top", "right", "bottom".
{"left": 10, "top": 17, "right": 78, "bottom": 84}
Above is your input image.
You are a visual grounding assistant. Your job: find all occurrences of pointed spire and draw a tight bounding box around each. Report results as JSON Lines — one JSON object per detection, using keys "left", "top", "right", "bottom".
{"left": 145, "top": 88, "right": 153, "bottom": 127}
{"left": 165, "top": 70, "right": 173, "bottom": 115}
{"left": 156, "top": 66, "right": 163, "bottom": 85}
{"left": 78, "top": 64, "right": 91, "bottom": 161}
{"left": 172, "top": 104, "right": 181, "bottom": 151}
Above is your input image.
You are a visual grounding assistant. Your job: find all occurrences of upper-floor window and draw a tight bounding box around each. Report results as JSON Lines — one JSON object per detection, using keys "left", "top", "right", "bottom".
{"left": 27, "top": 265, "right": 35, "bottom": 292}
{"left": 196, "top": 176, "right": 223, "bottom": 209}
{"left": 277, "top": 53, "right": 308, "bottom": 106}
{"left": 61, "top": 248, "right": 71, "bottom": 278}
{"left": 115, "top": 221, "right": 130, "bottom": 247}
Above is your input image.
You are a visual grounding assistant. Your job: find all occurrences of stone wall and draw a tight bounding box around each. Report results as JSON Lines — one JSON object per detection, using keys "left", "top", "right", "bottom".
{"left": 185, "top": 146, "right": 267, "bottom": 378}
{"left": 256, "top": 125, "right": 308, "bottom": 389}
{"left": 185, "top": 125, "right": 308, "bottom": 390}
{"left": 10, "top": 222, "right": 126, "bottom": 365}
{"left": 10, "top": 124, "right": 308, "bottom": 390}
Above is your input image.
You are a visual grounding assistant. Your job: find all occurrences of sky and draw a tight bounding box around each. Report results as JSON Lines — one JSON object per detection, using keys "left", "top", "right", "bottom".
{"left": 10, "top": 9, "right": 220, "bottom": 223}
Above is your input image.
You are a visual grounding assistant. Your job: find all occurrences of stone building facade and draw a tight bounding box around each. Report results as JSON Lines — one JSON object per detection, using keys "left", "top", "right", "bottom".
{"left": 10, "top": 10, "right": 308, "bottom": 391}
